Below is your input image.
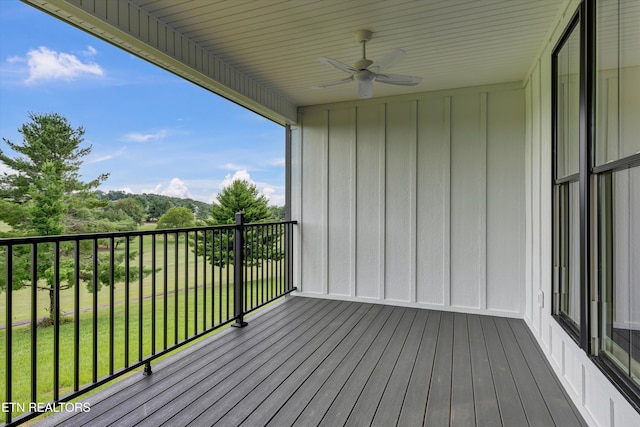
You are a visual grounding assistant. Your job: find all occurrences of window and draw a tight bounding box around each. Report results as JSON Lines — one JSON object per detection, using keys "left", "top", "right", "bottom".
{"left": 553, "top": 0, "right": 640, "bottom": 408}
{"left": 552, "top": 10, "right": 583, "bottom": 337}
{"left": 595, "top": 0, "right": 640, "bottom": 391}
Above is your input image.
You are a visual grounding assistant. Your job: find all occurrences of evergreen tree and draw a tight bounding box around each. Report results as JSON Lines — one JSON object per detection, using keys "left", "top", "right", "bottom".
{"left": 0, "top": 112, "right": 108, "bottom": 234}
{"left": 201, "top": 179, "right": 281, "bottom": 267}
{"left": 0, "top": 113, "right": 150, "bottom": 323}
{"left": 210, "top": 180, "right": 272, "bottom": 225}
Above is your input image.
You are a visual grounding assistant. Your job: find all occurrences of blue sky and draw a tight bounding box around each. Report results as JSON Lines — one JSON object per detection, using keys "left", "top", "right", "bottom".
{"left": 0, "top": 1, "right": 285, "bottom": 205}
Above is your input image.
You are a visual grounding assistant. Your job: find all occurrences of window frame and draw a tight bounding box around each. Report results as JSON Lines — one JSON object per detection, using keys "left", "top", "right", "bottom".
{"left": 551, "top": 3, "right": 589, "bottom": 348}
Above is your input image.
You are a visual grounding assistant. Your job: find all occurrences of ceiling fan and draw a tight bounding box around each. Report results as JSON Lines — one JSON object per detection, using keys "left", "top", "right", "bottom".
{"left": 314, "top": 30, "right": 423, "bottom": 99}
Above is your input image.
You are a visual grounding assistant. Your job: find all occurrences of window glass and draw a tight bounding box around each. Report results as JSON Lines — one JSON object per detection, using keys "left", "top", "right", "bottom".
{"left": 556, "top": 24, "right": 581, "bottom": 179}
{"left": 600, "top": 167, "right": 640, "bottom": 386}
{"left": 595, "top": 0, "right": 640, "bottom": 166}
{"left": 555, "top": 182, "right": 581, "bottom": 327}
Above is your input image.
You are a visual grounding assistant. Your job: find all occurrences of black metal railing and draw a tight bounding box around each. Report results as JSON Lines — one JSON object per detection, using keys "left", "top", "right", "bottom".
{"left": 0, "top": 214, "right": 296, "bottom": 426}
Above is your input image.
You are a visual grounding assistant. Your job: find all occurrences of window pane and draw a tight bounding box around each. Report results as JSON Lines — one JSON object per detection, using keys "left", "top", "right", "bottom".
{"left": 595, "top": 0, "right": 640, "bottom": 166}
{"left": 554, "top": 181, "right": 580, "bottom": 329}
{"left": 556, "top": 24, "right": 581, "bottom": 179}
{"left": 564, "top": 182, "right": 581, "bottom": 325}
{"left": 600, "top": 166, "right": 640, "bottom": 386}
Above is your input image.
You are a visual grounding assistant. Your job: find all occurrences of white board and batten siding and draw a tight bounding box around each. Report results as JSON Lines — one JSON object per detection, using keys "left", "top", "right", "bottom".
{"left": 291, "top": 82, "right": 525, "bottom": 318}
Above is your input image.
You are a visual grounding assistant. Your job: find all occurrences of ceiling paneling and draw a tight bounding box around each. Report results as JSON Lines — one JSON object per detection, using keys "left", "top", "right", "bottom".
{"left": 127, "top": 0, "right": 566, "bottom": 106}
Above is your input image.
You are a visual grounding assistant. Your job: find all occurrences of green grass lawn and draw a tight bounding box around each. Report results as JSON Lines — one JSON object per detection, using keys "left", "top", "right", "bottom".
{"left": 1, "top": 232, "right": 233, "bottom": 326}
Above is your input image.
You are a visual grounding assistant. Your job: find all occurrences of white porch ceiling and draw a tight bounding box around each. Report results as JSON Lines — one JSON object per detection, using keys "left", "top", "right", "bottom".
{"left": 131, "top": 0, "right": 565, "bottom": 106}
{"left": 25, "top": 0, "right": 569, "bottom": 122}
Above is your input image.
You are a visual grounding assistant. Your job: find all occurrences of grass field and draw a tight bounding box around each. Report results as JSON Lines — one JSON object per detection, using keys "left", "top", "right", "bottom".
{"left": 0, "top": 224, "right": 288, "bottom": 420}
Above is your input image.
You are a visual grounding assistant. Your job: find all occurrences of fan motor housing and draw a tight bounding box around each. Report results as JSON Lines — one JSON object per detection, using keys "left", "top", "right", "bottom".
{"left": 355, "top": 58, "right": 374, "bottom": 70}
{"left": 354, "top": 29, "right": 372, "bottom": 43}
{"left": 355, "top": 70, "right": 375, "bottom": 82}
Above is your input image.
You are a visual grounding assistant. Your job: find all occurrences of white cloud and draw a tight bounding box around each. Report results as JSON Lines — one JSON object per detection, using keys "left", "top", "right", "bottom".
{"left": 16, "top": 46, "right": 104, "bottom": 84}
{"left": 87, "top": 148, "right": 125, "bottom": 164}
{"left": 268, "top": 193, "right": 286, "bottom": 206}
{"left": 81, "top": 46, "right": 98, "bottom": 56}
{"left": 220, "top": 169, "right": 254, "bottom": 188}
{"left": 262, "top": 186, "right": 275, "bottom": 198}
{"left": 221, "top": 162, "right": 247, "bottom": 171}
{"left": 87, "top": 154, "right": 114, "bottom": 163}
{"left": 272, "top": 158, "right": 285, "bottom": 167}
{"left": 122, "top": 129, "right": 168, "bottom": 143}
{"left": 152, "top": 178, "right": 192, "bottom": 199}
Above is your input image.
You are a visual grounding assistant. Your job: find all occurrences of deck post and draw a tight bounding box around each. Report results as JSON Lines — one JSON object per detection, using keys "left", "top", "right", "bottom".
{"left": 143, "top": 362, "right": 152, "bottom": 376}
{"left": 232, "top": 212, "right": 248, "bottom": 327}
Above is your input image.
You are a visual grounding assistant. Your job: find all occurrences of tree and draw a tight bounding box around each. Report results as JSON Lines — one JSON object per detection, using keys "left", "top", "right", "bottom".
{"left": 269, "top": 205, "right": 286, "bottom": 221}
{"left": 0, "top": 113, "right": 150, "bottom": 323}
{"left": 210, "top": 179, "right": 272, "bottom": 225}
{"left": 110, "top": 198, "right": 146, "bottom": 226}
{"left": 156, "top": 207, "right": 195, "bottom": 229}
{"left": 201, "top": 179, "right": 281, "bottom": 267}
{"left": 147, "top": 197, "right": 173, "bottom": 221}
{"left": 0, "top": 112, "right": 108, "bottom": 233}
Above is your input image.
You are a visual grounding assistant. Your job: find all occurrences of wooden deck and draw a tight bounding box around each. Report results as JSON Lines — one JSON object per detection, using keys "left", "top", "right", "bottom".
{"left": 37, "top": 296, "right": 586, "bottom": 426}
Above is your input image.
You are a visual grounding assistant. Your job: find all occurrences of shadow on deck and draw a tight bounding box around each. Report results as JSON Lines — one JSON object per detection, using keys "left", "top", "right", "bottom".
{"left": 35, "top": 296, "right": 586, "bottom": 426}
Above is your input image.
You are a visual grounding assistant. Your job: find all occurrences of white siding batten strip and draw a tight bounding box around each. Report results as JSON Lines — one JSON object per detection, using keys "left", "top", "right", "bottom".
{"left": 379, "top": 103, "right": 387, "bottom": 301}
{"left": 444, "top": 96, "right": 452, "bottom": 307}
{"left": 323, "top": 110, "right": 330, "bottom": 296}
{"left": 525, "top": 79, "right": 533, "bottom": 324}
{"left": 410, "top": 100, "right": 418, "bottom": 303}
{"left": 350, "top": 108, "right": 358, "bottom": 298}
{"left": 479, "top": 92, "right": 488, "bottom": 310}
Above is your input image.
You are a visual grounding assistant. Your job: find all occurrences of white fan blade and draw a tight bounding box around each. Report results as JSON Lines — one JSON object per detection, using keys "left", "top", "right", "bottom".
{"left": 319, "top": 56, "right": 357, "bottom": 74}
{"left": 358, "top": 79, "right": 373, "bottom": 99}
{"left": 369, "top": 49, "right": 406, "bottom": 73}
{"left": 313, "top": 75, "right": 354, "bottom": 89}
{"left": 375, "top": 73, "right": 423, "bottom": 86}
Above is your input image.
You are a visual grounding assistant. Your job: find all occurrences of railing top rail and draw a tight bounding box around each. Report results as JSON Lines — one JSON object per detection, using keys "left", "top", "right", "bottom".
{"left": 0, "top": 220, "right": 297, "bottom": 246}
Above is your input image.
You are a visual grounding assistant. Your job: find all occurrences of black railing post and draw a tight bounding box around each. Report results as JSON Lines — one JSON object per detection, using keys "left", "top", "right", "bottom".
{"left": 232, "top": 212, "right": 248, "bottom": 328}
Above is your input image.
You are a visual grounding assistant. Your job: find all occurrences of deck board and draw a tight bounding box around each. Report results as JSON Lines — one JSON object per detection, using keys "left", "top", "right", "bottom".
{"left": 508, "top": 319, "right": 586, "bottom": 427}
{"left": 244, "top": 303, "right": 381, "bottom": 426}
{"left": 36, "top": 297, "right": 586, "bottom": 427}
{"left": 211, "top": 302, "right": 372, "bottom": 426}
{"left": 343, "top": 309, "right": 417, "bottom": 427}
{"left": 481, "top": 315, "right": 530, "bottom": 426}
{"left": 370, "top": 308, "right": 429, "bottom": 427}
{"left": 467, "top": 314, "right": 502, "bottom": 427}
{"left": 424, "top": 311, "right": 455, "bottom": 426}
{"left": 396, "top": 310, "right": 440, "bottom": 426}
{"left": 103, "top": 297, "right": 335, "bottom": 426}
{"left": 145, "top": 300, "right": 353, "bottom": 426}
{"left": 451, "top": 313, "right": 475, "bottom": 426}
{"left": 314, "top": 307, "right": 408, "bottom": 426}
{"left": 494, "top": 317, "right": 555, "bottom": 427}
